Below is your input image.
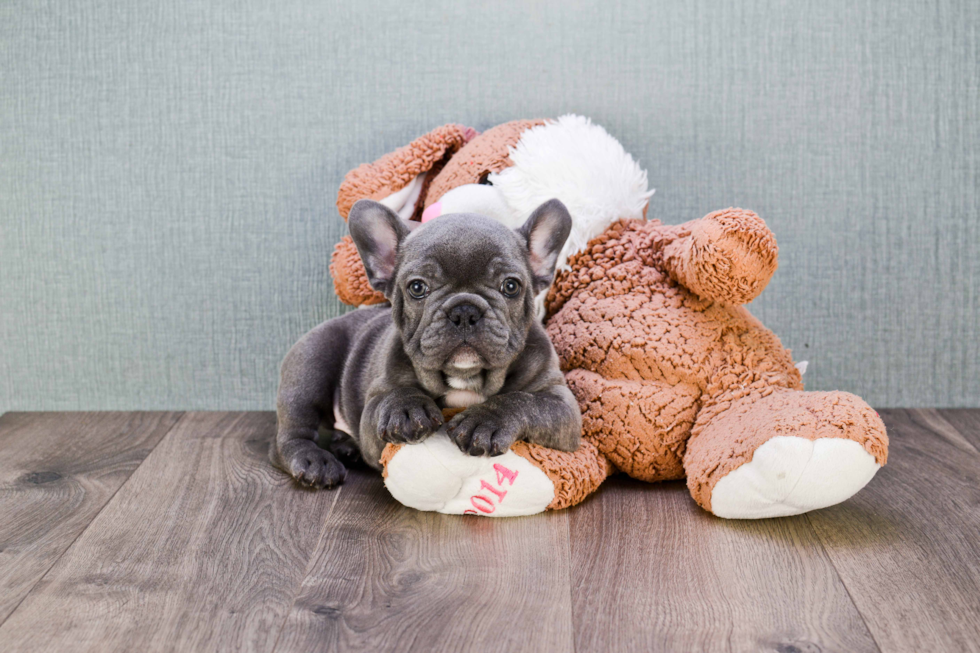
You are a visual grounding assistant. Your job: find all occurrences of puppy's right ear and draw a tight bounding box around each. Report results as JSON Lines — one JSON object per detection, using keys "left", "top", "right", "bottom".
{"left": 348, "top": 200, "right": 412, "bottom": 294}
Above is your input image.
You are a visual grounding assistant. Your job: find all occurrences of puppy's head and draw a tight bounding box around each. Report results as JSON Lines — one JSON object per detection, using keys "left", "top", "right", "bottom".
{"left": 348, "top": 199, "right": 571, "bottom": 376}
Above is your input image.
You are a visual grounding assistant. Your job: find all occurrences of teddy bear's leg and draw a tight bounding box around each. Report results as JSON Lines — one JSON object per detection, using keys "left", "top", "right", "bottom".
{"left": 380, "top": 433, "right": 612, "bottom": 516}
{"left": 565, "top": 369, "right": 701, "bottom": 482}
{"left": 684, "top": 389, "right": 888, "bottom": 519}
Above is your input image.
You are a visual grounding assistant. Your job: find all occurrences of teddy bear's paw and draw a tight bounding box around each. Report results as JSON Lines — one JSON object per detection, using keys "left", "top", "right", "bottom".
{"left": 383, "top": 431, "right": 555, "bottom": 517}
{"left": 709, "top": 436, "right": 881, "bottom": 519}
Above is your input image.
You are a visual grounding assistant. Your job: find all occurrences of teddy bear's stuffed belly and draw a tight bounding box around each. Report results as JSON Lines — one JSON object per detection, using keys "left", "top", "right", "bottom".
{"left": 548, "top": 290, "right": 798, "bottom": 389}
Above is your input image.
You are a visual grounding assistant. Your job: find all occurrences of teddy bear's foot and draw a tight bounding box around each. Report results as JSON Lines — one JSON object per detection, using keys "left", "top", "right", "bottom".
{"left": 706, "top": 435, "right": 880, "bottom": 519}
{"left": 380, "top": 431, "right": 612, "bottom": 516}
{"left": 685, "top": 389, "right": 888, "bottom": 519}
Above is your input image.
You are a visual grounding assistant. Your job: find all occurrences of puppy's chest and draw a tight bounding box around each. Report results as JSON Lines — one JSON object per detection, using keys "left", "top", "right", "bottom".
{"left": 442, "top": 374, "right": 486, "bottom": 408}
{"left": 333, "top": 373, "right": 485, "bottom": 435}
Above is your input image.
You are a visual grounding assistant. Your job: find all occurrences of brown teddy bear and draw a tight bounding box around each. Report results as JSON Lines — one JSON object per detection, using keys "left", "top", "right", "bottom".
{"left": 329, "top": 116, "right": 888, "bottom": 518}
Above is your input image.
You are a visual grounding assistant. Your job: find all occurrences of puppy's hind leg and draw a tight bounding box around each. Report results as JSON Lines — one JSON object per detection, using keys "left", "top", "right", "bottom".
{"left": 272, "top": 320, "right": 352, "bottom": 489}
{"left": 318, "top": 428, "right": 365, "bottom": 469}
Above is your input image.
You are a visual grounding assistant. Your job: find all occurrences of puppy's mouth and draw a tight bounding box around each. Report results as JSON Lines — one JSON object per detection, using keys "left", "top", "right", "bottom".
{"left": 444, "top": 345, "right": 483, "bottom": 374}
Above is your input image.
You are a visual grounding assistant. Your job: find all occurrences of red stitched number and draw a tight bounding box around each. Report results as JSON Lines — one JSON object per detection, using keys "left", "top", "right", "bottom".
{"left": 471, "top": 495, "right": 495, "bottom": 513}
{"left": 494, "top": 464, "right": 518, "bottom": 486}
{"left": 464, "top": 464, "right": 519, "bottom": 516}
{"left": 481, "top": 479, "right": 506, "bottom": 501}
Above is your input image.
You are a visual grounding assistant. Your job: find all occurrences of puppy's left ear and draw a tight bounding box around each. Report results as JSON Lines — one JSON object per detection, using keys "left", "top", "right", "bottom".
{"left": 348, "top": 199, "right": 412, "bottom": 295}
{"left": 518, "top": 199, "right": 572, "bottom": 292}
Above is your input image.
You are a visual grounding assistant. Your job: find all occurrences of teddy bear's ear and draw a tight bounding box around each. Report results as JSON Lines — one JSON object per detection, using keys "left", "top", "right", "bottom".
{"left": 337, "top": 124, "right": 476, "bottom": 222}
{"left": 423, "top": 119, "right": 546, "bottom": 209}
{"left": 518, "top": 199, "right": 572, "bottom": 293}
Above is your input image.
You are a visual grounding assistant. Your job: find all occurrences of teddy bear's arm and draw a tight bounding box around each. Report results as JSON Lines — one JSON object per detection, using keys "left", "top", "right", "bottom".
{"left": 660, "top": 208, "right": 779, "bottom": 305}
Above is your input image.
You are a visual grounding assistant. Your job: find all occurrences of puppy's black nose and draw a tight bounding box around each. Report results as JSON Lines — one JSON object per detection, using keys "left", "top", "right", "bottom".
{"left": 448, "top": 303, "right": 483, "bottom": 330}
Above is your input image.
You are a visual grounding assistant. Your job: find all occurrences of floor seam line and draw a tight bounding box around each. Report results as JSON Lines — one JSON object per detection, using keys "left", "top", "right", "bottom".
{"left": 0, "top": 411, "right": 186, "bottom": 631}
{"left": 270, "top": 484, "right": 344, "bottom": 653}
{"left": 804, "top": 511, "right": 884, "bottom": 653}
{"left": 920, "top": 408, "right": 980, "bottom": 455}
{"left": 564, "top": 514, "right": 577, "bottom": 653}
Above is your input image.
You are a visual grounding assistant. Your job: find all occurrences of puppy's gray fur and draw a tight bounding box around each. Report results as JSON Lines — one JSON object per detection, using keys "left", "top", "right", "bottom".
{"left": 271, "top": 199, "right": 581, "bottom": 489}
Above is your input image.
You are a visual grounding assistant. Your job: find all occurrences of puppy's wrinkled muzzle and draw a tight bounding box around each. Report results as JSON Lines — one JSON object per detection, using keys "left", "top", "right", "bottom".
{"left": 448, "top": 303, "right": 483, "bottom": 331}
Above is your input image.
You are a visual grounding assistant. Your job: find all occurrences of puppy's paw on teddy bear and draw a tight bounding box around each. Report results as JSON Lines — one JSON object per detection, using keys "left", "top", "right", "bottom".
{"left": 381, "top": 417, "right": 614, "bottom": 517}
{"left": 445, "top": 405, "right": 520, "bottom": 456}
{"left": 376, "top": 393, "right": 444, "bottom": 444}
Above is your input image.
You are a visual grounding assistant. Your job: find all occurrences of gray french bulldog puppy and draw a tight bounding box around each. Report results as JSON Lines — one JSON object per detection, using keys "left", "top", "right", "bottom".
{"left": 270, "top": 198, "right": 583, "bottom": 489}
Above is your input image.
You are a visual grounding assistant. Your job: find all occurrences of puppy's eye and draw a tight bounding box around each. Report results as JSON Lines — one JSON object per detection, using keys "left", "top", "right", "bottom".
{"left": 500, "top": 277, "right": 521, "bottom": 298}
{"left": 407, "top": 280, "right": 429, "bottom": 299}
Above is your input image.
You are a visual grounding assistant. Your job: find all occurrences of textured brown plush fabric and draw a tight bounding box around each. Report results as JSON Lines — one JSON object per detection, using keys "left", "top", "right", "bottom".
{"left": 423, "top": 119, "right": 545, "bottom": 207}
{"left": 512, "top": 440, "right": 613, "bottom": 510}
{"left": 546, "top": 210, "right": 887, "bottom": 511}
{"left": 546, "top": 210, "right": 777, "bottom": 318}
{"left": 662, "top": 208, "right": 778, "bottom": 306}
{"left": 565, "top": 369, "right": 698, "bottom": 482}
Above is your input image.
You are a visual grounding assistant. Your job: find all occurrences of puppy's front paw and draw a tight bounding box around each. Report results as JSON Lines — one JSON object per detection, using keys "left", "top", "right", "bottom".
{"left": 282, "top": 440, "right": 347, "bottom": 489}
{"left": 378, "top": 394, "right": 444, "bottom": 444}
{"left": 446, "top": 406, "right": 520, "bottom": 457}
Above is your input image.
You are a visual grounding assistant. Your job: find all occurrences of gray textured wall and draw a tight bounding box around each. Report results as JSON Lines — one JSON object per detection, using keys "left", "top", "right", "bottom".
{"left": 1, "top": 0, "right": 977, "bottom": 411}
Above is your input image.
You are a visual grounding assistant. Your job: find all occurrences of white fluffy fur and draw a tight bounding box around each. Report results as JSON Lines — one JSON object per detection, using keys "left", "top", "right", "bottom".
{"left": 489, "top": 114, "right": 654, "bottom": 271}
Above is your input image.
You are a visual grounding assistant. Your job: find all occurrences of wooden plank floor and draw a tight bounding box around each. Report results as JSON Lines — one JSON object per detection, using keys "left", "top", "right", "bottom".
{"left": 0, "top": 410, "right": 977, "bottom": 653}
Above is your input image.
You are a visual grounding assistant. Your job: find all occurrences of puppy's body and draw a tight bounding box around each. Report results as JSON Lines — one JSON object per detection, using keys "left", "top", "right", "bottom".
{"left": 272, "top": 201, "right": 581, "bottom": 489}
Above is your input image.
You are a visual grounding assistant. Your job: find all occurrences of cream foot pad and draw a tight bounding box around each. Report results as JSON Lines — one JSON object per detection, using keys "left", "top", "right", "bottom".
{"left": 383, "top": 431, "right": 556, "bottom": 517}
{"left": 710, "top": 436, "right": 881, "bottom": 519}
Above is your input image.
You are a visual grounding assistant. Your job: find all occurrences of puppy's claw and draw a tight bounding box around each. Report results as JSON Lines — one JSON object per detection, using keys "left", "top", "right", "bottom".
{"left": 469, "top": 424, "right": 495, "bottom": 456}
{"left": 489, "top": 434, "right": 511, "bottom": 457}
{"left": 447, "top": 415, "right": 474, "bottom": 451}
{"left": 407, "top": 405, "right": 438, "bottom": 442}
{"left": 425, "top": 403, "right": 445, "bottom": 426}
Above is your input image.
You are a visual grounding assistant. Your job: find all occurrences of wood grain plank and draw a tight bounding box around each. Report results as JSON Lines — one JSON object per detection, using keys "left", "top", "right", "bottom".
{"left": 807, "top": 409, "right": 980, "bottom": 653}
{"left": 569, "top": 476, "right": 880, "bottom": 653}
{"left": 0, "top": 411, "right": 181, "bottom": 624}
{"left": 273, "top": 469, "right": 574, "bottom": 653}
{"left": 937, "top": 408, "right": 980, "bottom": 450}
{"left": 0, "top": 412, "right": 339, "bottom": 653}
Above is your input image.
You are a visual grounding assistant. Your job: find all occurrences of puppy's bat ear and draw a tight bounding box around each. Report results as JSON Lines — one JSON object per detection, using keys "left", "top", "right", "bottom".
{"left": 518, "top": 199, "right": 572, "bottom": 292}
{"left": 348, "top": 199, "right": 412, "bottom": 294}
